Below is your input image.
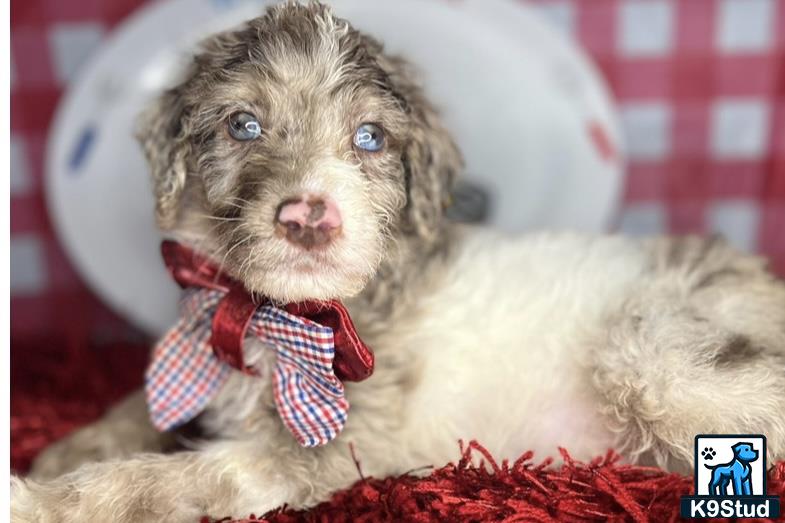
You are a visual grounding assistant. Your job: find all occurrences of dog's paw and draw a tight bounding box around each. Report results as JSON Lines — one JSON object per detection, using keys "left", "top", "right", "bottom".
{"left": 9, "top": 476, "right": 31, "bottom": 523}
{"left": 10, "top": 476, "right": 67, "bottom": 523}
{"left": 29, "top": 419, "right": 147, "bottom": 480}
{"left": 29, "top": 433, "right": 101, "bottom": 480}
{"left": 701, "top": 447, "right": 716, "bottom": 460}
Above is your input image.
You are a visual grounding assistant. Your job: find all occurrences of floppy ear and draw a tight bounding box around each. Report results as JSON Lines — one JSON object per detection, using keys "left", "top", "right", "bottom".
{"left": 136, "top": 82, "right": 193, "bottom": 230}
{"left": 401, "top": 101, "right": 462, "bottom": 243}
{"left": 383, "top": 55, "right": 462, "bottom": 243}
{"left": 137, "top": 27, "right": 252, "bottom": 230}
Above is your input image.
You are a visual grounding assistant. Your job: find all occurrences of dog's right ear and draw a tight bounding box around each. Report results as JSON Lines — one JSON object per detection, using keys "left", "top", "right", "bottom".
{"left": 136, "top": 79, "right": 193, "bottom": 230}
{"left": 137, "top": 25, "right": 252, "bottom": 230}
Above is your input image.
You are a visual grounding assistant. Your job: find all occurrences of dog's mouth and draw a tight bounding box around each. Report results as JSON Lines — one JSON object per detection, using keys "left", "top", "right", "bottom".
{"left": 285, "top": 253, "right": 338, "bottom": 274}
{"left": 221, "top": 223, "right": 377, "bottom": 302}
{"left": 247, "top": 243, "right": 345, "bottom": 281}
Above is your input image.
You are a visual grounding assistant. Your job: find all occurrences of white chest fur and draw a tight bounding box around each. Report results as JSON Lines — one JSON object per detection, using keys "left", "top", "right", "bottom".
{"left": 388, "top": 228, "right": 650, "bottom": 467}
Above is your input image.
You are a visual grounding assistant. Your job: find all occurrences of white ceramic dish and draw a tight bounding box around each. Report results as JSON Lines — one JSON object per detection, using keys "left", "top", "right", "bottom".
{"left": 46, "top": 0, "right": 624, "bottom": 336}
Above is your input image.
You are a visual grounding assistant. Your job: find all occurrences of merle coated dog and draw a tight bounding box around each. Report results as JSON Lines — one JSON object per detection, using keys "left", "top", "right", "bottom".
{"left": 13, "top": 3, "right": 785, "bottom": 521}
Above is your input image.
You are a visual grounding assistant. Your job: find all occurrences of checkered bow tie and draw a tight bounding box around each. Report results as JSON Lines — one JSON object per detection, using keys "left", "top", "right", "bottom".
{"left": 145, "top": 241, "right": 374, "bottom": 447}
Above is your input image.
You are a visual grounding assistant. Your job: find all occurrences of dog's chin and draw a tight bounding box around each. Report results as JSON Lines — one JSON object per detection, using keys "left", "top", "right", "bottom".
{"left": 241, "top": 259, "right": 374, "bottom": 304}
{"left": 225, "top": 224, "right": 386, "bottom": 303}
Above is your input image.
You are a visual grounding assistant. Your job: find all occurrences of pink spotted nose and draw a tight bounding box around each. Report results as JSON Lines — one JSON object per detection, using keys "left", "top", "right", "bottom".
{"left": 275, "top": 195, "right": 343, "bottom": 250}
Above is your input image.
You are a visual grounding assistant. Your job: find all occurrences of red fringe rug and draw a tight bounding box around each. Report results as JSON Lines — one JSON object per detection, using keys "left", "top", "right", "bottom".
{"left": 11, "top": 340, "right": 785, "bottom": 522}
{"left": 206, "top": 441, "right": 785, "bottom": 523}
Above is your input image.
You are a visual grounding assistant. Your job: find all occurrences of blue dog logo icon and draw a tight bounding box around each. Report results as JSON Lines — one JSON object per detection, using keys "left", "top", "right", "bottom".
{"left": 705, "top": 442, "right": 758, "bottom": 496}
{"left": 681, "top": 435, "right": 779, "bottom": 518}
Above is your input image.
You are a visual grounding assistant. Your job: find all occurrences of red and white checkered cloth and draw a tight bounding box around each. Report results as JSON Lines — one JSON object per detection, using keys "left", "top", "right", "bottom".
{"left": 145, "top": 287, "right": 348, "bottom": 447}
{"left": 10, "top": 0, "right": 785, "bottom": 349}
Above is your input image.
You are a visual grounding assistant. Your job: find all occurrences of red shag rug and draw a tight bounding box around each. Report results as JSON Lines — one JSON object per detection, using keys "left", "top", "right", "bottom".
{"left": 205, "top": 441, "right": 785, "bottom": 523}
{"left": 11, "top": 340, "right": 785, "bottom": 522}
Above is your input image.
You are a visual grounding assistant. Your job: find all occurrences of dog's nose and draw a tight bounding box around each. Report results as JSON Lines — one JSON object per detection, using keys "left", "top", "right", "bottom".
{"left": 275, "top": 195, "right": 342, "bottom": 250}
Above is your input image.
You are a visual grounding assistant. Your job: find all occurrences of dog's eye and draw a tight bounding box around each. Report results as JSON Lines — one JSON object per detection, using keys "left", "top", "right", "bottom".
{"left": 353, "top": 123, "right": 385, "bottom": 152}
{"left": 228, "top": 112, "right": 262, "bottom": 141}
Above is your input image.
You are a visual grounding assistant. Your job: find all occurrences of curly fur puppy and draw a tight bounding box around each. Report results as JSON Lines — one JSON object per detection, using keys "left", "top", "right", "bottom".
{"left": 14, "top": 2, "right": 785, "bottom": 521}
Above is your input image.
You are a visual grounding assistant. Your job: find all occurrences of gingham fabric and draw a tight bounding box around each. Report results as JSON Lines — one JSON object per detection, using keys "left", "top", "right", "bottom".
{"left": 10, "top": 0, "right": 785, "bottom": 349}
{"left": 145, "top": 287, "right": 348, "bottom": 447}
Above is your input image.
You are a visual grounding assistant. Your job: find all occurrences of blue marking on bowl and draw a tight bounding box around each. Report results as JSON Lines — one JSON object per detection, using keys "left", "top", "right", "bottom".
{"left": 69, "top": 125, "right": 96, "bottom": 173}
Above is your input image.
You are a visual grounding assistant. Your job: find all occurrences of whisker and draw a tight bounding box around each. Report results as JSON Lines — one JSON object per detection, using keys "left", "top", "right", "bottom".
{"left": 216, "top": 234, "right": 255, "bottom": 274}
{"left": 238, "top": 242, "right": 260, "bottom": 280}
{"left": 220, "top": 201, "right": 245, "bottom": 211}
{"left": 225, "top": 196, "right": 255, "bottom": 207}
{"left": 196, "top": 213, "right": 243, "bottom": 223}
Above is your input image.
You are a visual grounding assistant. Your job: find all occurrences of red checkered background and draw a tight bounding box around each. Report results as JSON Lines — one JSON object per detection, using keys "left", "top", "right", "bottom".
{"left": 10, "top": 0, "right": 785, "bottom": 352}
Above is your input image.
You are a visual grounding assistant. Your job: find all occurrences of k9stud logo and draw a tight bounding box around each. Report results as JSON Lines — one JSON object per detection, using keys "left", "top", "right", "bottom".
{"left": 681, "top": 435, "right": 780, "bottom": 518}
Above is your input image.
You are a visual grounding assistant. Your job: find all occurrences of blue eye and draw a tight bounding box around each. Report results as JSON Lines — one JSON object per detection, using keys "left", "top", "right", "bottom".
{"left": 353, "top": 123, "right": 385, "bottom": 152}
{"left": 228, "top": 112, "right": 262, "bottom": 141}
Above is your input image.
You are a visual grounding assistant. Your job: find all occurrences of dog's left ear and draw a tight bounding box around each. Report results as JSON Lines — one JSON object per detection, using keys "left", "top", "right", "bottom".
{"left": 381, "top": 57, "right": 463, "bottom": 244}
{"left": 136, "top": 80, "right": 193, "bottom": 230}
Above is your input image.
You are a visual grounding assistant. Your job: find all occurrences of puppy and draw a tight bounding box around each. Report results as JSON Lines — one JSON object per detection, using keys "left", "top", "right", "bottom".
{"left": 14, "top": 2, "right": 785, "bottom": 521}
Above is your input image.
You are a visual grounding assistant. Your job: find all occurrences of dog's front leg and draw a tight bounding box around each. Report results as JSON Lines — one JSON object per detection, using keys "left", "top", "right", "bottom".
{"left": 29, "top": 389, "right": 175, "bottom": 480}
{"left": 12, "top": 434, "right": 363, "bottom": 523}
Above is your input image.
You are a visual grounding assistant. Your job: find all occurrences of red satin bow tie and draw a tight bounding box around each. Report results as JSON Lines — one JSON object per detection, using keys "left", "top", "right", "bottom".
{"left": 160, "top": 240, "right": 374, "bottom": 382}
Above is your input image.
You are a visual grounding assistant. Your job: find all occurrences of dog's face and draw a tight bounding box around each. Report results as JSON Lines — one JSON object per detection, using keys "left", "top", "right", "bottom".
{"left": 139, "top": 2, "right": 461, "bottom": 303}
